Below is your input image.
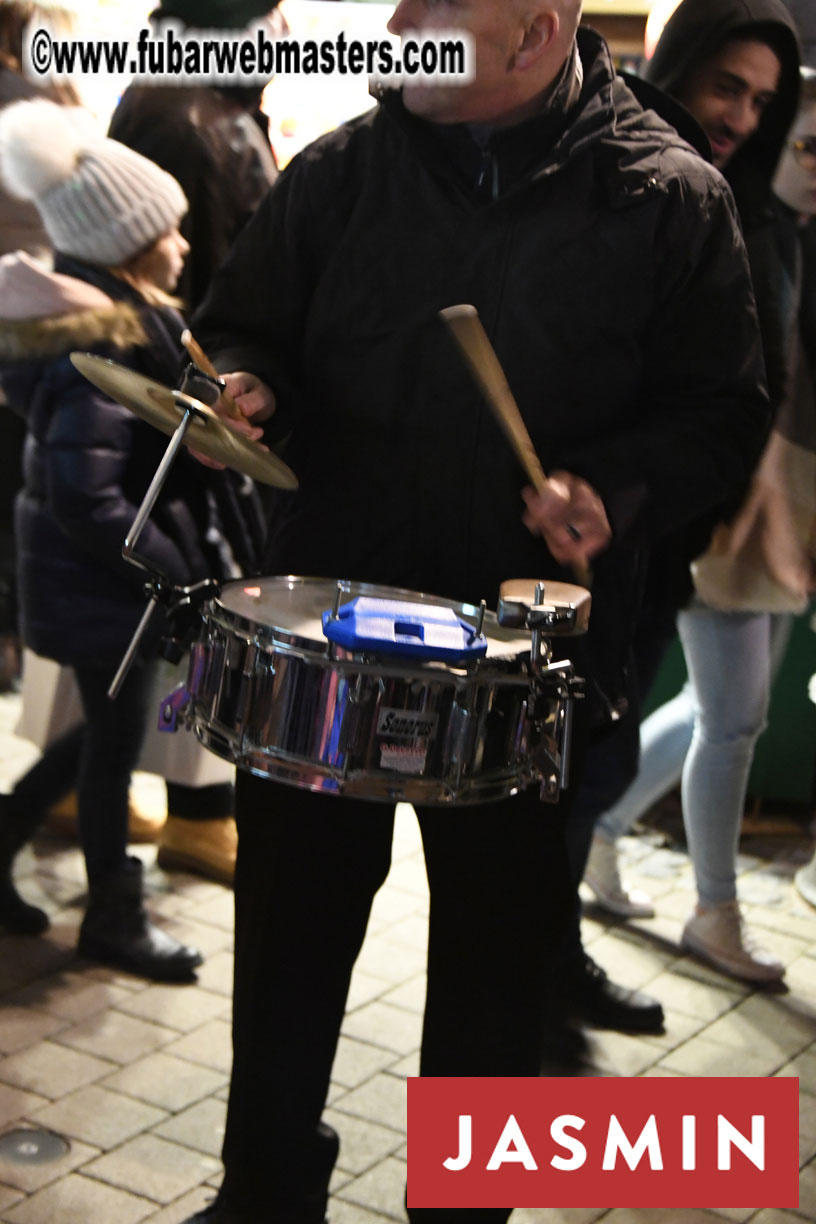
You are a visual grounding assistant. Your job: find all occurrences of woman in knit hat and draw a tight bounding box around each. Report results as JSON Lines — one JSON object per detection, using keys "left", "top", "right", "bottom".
{"left": 0, "top": 98, "right": 215, "bottom": 980}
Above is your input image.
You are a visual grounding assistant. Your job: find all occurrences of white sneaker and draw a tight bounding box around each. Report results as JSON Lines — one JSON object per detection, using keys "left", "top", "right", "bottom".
{"left": 584, "top": 835, "right": 655, "bottom": 918}
{"left": 681, "top": 900, "right": 785, "bottom": 983}
{"left": 794, "top": 849, "right": 816, "bottom": 909}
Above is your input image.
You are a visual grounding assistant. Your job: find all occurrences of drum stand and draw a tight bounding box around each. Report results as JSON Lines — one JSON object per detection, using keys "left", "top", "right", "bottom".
{"left": 109, "top": 390, "right": 218, "bottom": 699}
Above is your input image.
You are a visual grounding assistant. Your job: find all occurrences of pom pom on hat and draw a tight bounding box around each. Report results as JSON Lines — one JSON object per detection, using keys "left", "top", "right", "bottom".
{"left": 0, "top": 99, "right": 187, "bottom": 267}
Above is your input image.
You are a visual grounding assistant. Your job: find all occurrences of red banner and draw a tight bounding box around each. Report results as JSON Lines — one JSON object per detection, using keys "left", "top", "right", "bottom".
{"left": 407, "top": 1077, "right": 799, "bottom": 1209}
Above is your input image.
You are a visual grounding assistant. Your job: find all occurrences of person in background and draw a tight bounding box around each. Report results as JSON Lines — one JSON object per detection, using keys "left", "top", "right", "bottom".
{"left": 582, "top": 0, "right": 804, "bottom": 984}
{"left": 109, "top": 0, "right": 283, "bottom": 884}
{"left": 0, "top": 98, "right": 217, "bottom": 979}
{"left": 183, "top": 0, "right": 769, "bottom": 1218}
{"left": 0, "top": 0, "right": 79, "bottom": 693}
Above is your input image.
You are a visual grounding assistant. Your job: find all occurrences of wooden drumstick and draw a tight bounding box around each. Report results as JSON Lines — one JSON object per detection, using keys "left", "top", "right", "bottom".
{"left": 440, "top": 304, "right": 591, "bottom": 587}
{"left": 181, "top": 329, "right": 244, "bottom": 423}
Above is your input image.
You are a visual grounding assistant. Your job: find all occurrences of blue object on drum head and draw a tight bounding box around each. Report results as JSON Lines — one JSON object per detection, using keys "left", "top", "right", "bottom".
{"left": 322, "top": 597, "right": 487, "bottom": 662}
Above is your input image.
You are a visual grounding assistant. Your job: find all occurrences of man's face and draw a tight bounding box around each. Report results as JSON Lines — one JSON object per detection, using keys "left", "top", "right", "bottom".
{"left": 773, "top": 99, "right": 816, "bottom": 216}
{"left": 387, "top": 0, "right": 535, "bottom": 127}
{"left": 676, "top": 38, "right": 781, "bottom": 168}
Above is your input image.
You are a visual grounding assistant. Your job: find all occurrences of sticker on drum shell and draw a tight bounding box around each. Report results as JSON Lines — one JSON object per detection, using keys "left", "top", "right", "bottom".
{"left": 377, "top": 707, "right": 438, "bottom": 775}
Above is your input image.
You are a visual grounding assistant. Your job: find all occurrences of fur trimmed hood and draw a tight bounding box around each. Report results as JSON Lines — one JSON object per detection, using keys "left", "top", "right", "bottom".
{"left": 0, "top": 251, "right": 147, "bottom": 359}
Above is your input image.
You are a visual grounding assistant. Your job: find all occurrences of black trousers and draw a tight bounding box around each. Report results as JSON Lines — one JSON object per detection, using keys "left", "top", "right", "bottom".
{"left": 12, "top": 662, "right": 153, "bottom": 883}
{"left": 221, "top": 771, "right": 576, "bottom": 1223}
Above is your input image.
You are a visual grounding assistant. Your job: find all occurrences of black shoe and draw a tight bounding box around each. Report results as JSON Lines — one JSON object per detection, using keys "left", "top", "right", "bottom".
{"left": 0, "top": 793, "right": 49, "bottom": 934}
{"left": 79, "top": 856, "right": 202, "bottom": 982}
{"left": 184, "top": 1195, "right": 328, "bottom": 1223}
{"left": 0, "top": 877, "right": 49, "bottom": 934}
{"left": 561, "top": 954, "right": 665, "bottom": 1033}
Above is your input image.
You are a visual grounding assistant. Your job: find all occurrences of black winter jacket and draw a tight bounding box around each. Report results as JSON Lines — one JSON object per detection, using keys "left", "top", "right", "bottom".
{"left": 193, "top": 28, "right": 770, "bottom": 720}
{"left": 0, "top": 256, "right": 262, "bottom": 667}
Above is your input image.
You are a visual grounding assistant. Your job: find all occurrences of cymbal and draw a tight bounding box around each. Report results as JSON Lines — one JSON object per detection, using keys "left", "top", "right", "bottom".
{"left": 70, "top": 352, "right": 298, "bottom": 489}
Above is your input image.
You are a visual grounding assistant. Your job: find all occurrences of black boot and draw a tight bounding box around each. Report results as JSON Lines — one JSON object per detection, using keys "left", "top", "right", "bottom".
{"left": 183, "top": 1194, "right": 328, "bottom": 1223}
{"left": 560, "top": 953, "right": 665, "bottom": 1033}
{"left": 0, "top": 793, "right": 49, "bottom": 934}
{"left": 78, "top": 855, "right": 202, "bottom": 981}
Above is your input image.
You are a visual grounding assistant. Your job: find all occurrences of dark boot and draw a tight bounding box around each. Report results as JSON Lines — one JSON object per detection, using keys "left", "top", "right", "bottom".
{"left": 0, "top": 793, "right": 49, "bottom": 934}
{"left": 78, "top": 855, "right": 202, "bottom": 981}
{"left": 184, "top": 1196, "right": 328, "bottom": 1223}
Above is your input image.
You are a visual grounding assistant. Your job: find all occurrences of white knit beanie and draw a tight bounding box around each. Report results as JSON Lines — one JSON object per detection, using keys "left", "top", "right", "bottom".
{"left": 0, "top": 99, "right": 187, "bottom": 266}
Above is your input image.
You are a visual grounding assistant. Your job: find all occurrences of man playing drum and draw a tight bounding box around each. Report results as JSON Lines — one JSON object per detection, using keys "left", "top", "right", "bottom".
{"left": 186, "top": 2, "right": 770, "bottom": 1220}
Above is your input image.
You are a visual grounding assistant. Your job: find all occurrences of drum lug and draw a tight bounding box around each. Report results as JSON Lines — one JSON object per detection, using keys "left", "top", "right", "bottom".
{"left": 157, "top": 684, "right": 190, "bottom": 733}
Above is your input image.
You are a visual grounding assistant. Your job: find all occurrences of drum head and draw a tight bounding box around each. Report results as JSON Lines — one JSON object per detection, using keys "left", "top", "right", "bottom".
{"left": 215, "top": 577, "right": 531, "bottom": 659}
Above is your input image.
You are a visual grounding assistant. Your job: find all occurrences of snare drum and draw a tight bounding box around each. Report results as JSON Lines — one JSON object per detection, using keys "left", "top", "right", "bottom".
{"left": 183, "top": 576, "right": 577, "bottom": 805}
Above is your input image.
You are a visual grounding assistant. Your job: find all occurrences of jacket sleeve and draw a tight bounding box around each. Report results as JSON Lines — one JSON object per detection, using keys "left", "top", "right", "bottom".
{"left": 568, "top": 173, "right": 771, "bottom": 547}
{"left": 43, "top": 365, "right": 194, "bottom": 585}
{"left": 191, "top": 142, "right": 341, "bottom": 443}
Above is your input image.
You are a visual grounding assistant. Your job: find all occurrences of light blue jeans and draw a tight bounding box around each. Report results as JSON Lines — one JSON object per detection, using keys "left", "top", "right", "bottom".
{"left": 596, "top": 605, "right": 793, "bottom": 906}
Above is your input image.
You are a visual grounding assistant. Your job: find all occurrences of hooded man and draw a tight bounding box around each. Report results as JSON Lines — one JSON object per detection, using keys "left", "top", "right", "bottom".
{"left": 582, "top": 0, "right": 806, "bottom": 984}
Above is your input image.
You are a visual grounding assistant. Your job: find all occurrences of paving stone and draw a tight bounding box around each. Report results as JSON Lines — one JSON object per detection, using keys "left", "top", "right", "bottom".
{"left": 7, "top": 973, "right": 134, "bottom": 1022}
{"left": 380, "top": 976, "right": 427, "bottom": 1015}
{"left": 55, "top": 1009, "right": 176, "bottom": 1065}
{"left": 0, "top": 936, "right": 74, "bottom": 993}
{"left": 116, "top": 984, "right": 230, "bottom": 1032}
{"left": 0, "top": 1184, "right": 23, "bottom": 1212}
{"left": 138, "top": 1184, "right": 218, "bottom": 1223}
{"left": 643, "top": 971, "right": 743, "bottom": 1022}
{"left": 83, "top": 1134, "right": 220, "bottom": 1204}
{"left": 0, "top": 1010, "right": 65, "bottom": 1056}
{"left": 3, "top": 1171, "right": 153, "bottom": 1224}
{"left": 355, "top": 935, "right": 428, "bottom": 984}
{"left": 330, "top": 1199, "right": 398, "bottom": 1224}
{"left": 775, "top": 1048, "right": 816, "bottom": 1092}
{"left": 383, "top": 858, "right": 429, "bottom": 899}
{"left": 658, "top": 1036, "right": 789, "bottom": 1078}
{"left": 346, "top": 969, "right": 391, "bottom": 1012}
{"left": 326, "top": 1107, "right": 405, "bottom": 1175}
{"left": 701, "top": 995, "right": 816, "bottom": 1063}
{"left": 0, "top": 1135, "right": 98, "bottom": 1193}
{"left": 513, "top": 1211, "right": 607, "bottom": 1223}
{"left": 342, "top": 1001, "right": 424, "bottom": 1056}
{"left": 603, "top": 1212, "right": 734, "bottom": 1223}
{"left": 751, "top": 1213, "right": 810, "bottom": 1223}
{"left": 796, "top": 1157, "right": 816, "bottom": 1220}
{"left": 182, "top": 893, "right": 235, "bottom": 932}
{"left": 388, "top": 1051, "right": 420, "bottom": 1079}
{"left": 582, "top": 1030, "right": 664, "bottom": 1077}
{"left": 331, "top": 1035, "right": 404, "bottom": 1088}
{"left": 163, "top": 1020, "right": 232, "bottom": 1074}
{"left": 368, "top": 887, "right": 425, "bottom": 932}
{"left": 193, "top": 950, "right": 234, "bottom": 998}
{"left": 101, "top": 1052, "right": 227, "bottom": 1112}
{"left": 334, "top": 1155, "right": 408, "bottom": 1220}
{"left": 0, "top": 1086, "right": 48, "bottom": 1129}
{"left": 28, "top": 1083, "right": 167, "bottom": 1148}
{"left": 0, "top": 1041, "right": 114, "bottom": 1098}
{"left": 333, "top": 1073, "right": 407, "bottom": 1133}
{"left": 137, "top": 1184, "right": 216, "bottom": 1223}
{"left": 153, "top": 1097, "right": 226, "bottom": 1158}
{"left": 567, "top": 932, "right": 674, "bottom": 992}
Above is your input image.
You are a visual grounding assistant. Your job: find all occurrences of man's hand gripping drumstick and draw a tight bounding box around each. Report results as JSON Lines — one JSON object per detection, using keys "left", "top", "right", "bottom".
{"left": 440, "top": 305, "right": 610, "bottom": 584}
{"left": 181, "top": 331, "right": 275, "bottom": 466}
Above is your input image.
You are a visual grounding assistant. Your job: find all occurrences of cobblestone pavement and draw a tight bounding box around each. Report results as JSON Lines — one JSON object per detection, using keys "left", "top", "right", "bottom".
{"left": 0, "top": 688, "right": 814, "bottom": 1223}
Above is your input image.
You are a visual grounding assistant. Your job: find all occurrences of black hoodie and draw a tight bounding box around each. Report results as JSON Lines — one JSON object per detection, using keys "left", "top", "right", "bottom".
{"left": 646, "top": 0, "right": 801, "bottom": 186}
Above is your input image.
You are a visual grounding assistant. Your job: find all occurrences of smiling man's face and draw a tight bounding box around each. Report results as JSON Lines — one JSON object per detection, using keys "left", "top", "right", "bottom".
{"left": 677, "top": 38, "right": 781, "bottom": 168}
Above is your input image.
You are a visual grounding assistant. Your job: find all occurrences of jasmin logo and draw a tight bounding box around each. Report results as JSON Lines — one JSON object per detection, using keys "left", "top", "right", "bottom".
{"left": 407, "top": 1077, "right": 799, "bottom": 1209}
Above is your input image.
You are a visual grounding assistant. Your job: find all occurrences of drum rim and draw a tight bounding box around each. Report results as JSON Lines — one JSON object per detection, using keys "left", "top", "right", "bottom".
{"left": 210, "top": 575, "right": 531, "bottom": 659}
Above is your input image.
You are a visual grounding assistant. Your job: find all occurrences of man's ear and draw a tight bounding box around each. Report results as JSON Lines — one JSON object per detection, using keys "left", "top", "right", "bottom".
{"left": 515, "top": 11, "right": 559, "bottom": 71}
